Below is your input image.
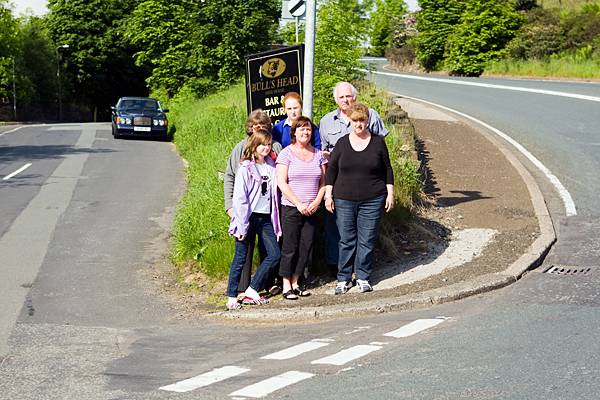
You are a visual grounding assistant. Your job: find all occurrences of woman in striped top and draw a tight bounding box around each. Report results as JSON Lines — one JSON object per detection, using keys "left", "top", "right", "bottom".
{"left": 276, "top": 116, "right": 327, "bottom": 300}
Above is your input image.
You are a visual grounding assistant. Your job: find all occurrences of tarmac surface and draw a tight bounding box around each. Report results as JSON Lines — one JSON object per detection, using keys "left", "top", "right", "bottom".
{"left": 175, "top": 98, "right": 556, "bottom": 321}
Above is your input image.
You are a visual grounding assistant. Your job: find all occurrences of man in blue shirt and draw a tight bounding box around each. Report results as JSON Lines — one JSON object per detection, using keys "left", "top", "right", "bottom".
{"left": 319, "top": 81, "right": 389, "bottom": 276}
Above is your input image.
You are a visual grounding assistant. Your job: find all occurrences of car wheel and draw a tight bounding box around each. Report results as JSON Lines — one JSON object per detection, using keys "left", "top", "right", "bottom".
{"left": 113, "top": 127, "right": 121, "bottom": 139}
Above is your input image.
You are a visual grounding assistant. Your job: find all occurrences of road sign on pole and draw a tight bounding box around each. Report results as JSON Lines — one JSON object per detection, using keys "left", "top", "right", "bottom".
{"left": 302, "top": 0, "right": 315, "bottom": 119}
{"left": 288, "top": 0, "right": 306, "bottom": 17}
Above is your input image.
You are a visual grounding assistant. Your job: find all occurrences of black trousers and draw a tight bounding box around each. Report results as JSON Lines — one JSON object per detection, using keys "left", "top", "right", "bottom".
{"left": 279, "top": 205, "right": 316, "bottom": 278}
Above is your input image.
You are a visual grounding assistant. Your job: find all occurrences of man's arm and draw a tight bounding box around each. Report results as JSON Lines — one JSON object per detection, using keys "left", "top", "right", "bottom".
{"left": 368, "top": 108, "right": 389, "bottom": 137}
{"left": 224, "top": 142, "right": 243, "bottom": 213}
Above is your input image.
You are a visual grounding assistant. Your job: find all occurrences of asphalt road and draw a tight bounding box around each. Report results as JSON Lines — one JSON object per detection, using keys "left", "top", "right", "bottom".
{"left": 2, "top": 68, "right": 600, "bottom": 399}
{"left": 0, "top": 123, "right": 184, "bottom": 357}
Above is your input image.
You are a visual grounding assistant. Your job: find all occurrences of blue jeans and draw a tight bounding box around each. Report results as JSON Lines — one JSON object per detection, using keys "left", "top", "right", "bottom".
{"left": 334, "top": 194, "right": 385, "bottom": 282}
{"left": 324, "top": 211, "right": 340, "bottom": 266}
{"left": 227, "top": 213, "right": 281, "bottom": 298}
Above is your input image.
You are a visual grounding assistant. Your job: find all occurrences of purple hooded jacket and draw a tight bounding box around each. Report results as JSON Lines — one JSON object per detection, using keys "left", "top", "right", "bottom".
{"left": 228, "top": 158, "right": 281, "bottom": 239}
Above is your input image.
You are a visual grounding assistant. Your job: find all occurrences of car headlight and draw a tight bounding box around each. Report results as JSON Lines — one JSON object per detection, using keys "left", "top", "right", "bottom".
{"left": 125, "top": 118, "right": 131, "bottom": 125}
{"left": 159, "top": 119, "right": 166, "bottom": 126}
{"left": 153, "top": 119, "right": 159, "bottom": 126}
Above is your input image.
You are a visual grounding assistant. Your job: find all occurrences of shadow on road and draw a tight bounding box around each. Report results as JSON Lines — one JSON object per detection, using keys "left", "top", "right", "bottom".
{"left": 0, "top": 145, "right": 115, "bottom": 164}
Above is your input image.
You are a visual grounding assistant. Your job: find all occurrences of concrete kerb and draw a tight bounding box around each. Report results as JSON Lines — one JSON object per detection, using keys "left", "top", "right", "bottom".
{"left": 211, "top": 97, "right": 556, "bottom": 322}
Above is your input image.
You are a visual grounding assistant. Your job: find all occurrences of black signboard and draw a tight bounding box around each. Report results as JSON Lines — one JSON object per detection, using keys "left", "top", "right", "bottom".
{"left": 245, "top": 45, "right": 304, "bottom": 125}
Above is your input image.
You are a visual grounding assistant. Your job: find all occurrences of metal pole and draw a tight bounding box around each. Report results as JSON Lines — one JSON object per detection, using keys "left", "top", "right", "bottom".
{"left": 56, "top": 44, "right": 69, "bottom": 122}
{"left": 57, "top": 49, "right": 62, "bottom": 122}
{"left": 295, "top": 16, "right": 299, "bottom": 44}
{"left": 12, "top": 57, "right": 17, "bottom": 120}
{"left": 302, "top": 0, "right": 316, "bottom": 119}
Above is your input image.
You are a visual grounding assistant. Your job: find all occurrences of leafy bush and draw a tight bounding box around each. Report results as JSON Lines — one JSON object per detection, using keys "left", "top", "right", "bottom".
{"left": 444, "top": 0, "right": 523, "bottom": 76}
{"left": 413, "top": 0, "right": 463, "bottom": 71}
{"left": 386, "top": 44, "right": 417, "bottom": 67}
{"left": 561, "top": 3, "right": 600, "bottom": 49}
{"left": 368, "top": 0, "right": 407, "bottom": 57}
{"left": 506, "top": 24, "right": 564, "bottom": 59}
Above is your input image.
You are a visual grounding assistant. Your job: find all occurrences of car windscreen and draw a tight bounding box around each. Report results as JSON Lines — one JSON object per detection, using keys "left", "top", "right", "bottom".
{"left": 117, "top": 99, "right": 159, "bottom": 112}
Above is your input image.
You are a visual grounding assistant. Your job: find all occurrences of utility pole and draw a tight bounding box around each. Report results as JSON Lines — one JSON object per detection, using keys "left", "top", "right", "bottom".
{"left": 56, "top": 44, "right": 69, "bottom": 122}
{"left": 12, "top": 57, "right": 17, "bottom": 121}
{"left": 302, "top": 0, "right": 316, "bottom": 119}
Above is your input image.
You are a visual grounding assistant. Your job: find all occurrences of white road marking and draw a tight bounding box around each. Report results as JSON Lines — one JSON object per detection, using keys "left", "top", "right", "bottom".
{"left": 313, "top": 338, "right": 335, "bottom": 342}
{"left": 383, "top": 318, "right": 446, "bottom": 338}
{"left": 261, "top": 340, "right": 331, "bottom": 360}
{"left": 367, "top": 69, "right": 600, "bottom": 103}
{"left": 311, "top": 344, "right": 382, "bottom": 366}
{"left": 369, "top": 341, "right": 389, "bottom": 345}
{"left": 229, "top": 371, "right": 314, "bottom": 398}
{"left": 47, "top": 126, "right": 86, "bottom": 131}
{"left": 393, "top": 94, "right": 577, "bottom": 216}
{"left": 159, "top": 366, "right": 249, "bottom": 393}
{"left": 3, "top": 163, "right": 32, "bottom": 180}
{"left": 344, "top": 326, "right": 371, "bottom": 335}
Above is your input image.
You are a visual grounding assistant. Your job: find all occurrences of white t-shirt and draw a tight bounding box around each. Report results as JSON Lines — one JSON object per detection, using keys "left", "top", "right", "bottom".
{"left": 253, "top": 162, "right": 271, "bottom": 214}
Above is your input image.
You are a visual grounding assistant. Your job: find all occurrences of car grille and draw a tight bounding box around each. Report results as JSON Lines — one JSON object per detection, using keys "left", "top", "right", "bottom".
{"left": 134, "top": 117, "right": 151, "bottom": 126}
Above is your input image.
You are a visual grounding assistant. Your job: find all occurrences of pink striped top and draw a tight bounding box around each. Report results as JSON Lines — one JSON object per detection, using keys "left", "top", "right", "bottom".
{"left": 276, "top": 146, "right": 328, "bottom": 207}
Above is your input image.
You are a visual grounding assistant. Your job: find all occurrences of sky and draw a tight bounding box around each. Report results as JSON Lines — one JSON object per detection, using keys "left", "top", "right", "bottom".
{"left": 11, "top": 0, "right": 47, "bottom": 16}
{"left": 10, "top": 0, "right": 420, "bottom": 17}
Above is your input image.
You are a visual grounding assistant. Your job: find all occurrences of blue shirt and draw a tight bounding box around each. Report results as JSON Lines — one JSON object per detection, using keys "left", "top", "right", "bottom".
{"left": 272, "top": 118, "right": 321, "bottom": 149}
{"left": 319, "top": 107, "right": 388, "bottom": 152}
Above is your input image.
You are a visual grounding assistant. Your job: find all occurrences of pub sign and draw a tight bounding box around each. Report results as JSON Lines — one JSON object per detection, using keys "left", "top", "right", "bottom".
{"left": 245, "top": 45, "right": 304, "bottom": 125}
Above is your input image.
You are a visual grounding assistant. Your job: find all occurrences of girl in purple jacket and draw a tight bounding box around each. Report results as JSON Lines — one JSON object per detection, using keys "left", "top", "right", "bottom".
{"left": 227, "top": 130, "right": 281, "bottom": 310}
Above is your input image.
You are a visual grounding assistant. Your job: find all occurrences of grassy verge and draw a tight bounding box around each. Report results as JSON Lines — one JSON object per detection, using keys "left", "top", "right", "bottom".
{"left": 168, "top": 81, "right": 421, "bottom": 286}
{"left": 484, "top": 57, "right": 600, "bottom": 80}
{"left": 169, "top": 85, "right": 246, "bottom": 281}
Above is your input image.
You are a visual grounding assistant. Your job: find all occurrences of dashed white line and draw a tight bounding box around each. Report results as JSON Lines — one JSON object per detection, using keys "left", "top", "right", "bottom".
{"left": 311, "top": 344, "right": 382, "bottom": 366}
{"left": 159, "top": 366, "right": 249, "bottom": 393}
{"left": 383, "top": 318, "right": 446, "bottom": 338}
{"left": 3, "top": 163, "right": 32, "bottom": 180}
{"left": 229, "top": 371, "right": 314, "bottom": 398}
{"left": 261, "top": 340, "right": 331, "bottom": 360}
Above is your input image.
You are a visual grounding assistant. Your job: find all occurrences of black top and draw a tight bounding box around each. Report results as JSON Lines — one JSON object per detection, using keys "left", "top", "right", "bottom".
{"left": 325, "top": 134, "right": 394, "bottom": 201}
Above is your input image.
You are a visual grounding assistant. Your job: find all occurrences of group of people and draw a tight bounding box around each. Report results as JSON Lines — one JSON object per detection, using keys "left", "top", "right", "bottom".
{"left": 223, "top": 82, "right": 394, "bottom": 310}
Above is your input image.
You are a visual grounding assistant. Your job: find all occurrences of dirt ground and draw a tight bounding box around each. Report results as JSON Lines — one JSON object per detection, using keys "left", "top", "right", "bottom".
{"left": 151, "top": 112, "right": 540, "bottom": 316}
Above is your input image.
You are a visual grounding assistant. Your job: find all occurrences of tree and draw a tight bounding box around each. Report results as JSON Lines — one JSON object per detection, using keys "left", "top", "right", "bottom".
{"left": 125, "top": 0, "right": 280, "bottom": 96}
{"left": 313, "top": 0, "right": 368, "bottom": 119}
{"left": 369, "top": 0, "right": 407, "bottom": 56}
{"left": 0, "top": 0, "right": 18, "bottom": 102}
{"left": 45, "top": 0, "right": 148, "bottom": 120}
{"left": 444, "top": 0, "right": 523, "bottom": 76}
{"left": 19, "top": 16, "right": 58, "bottom": 108}
{"left": 413, "top": 0, "right": 463, "bottom": 71}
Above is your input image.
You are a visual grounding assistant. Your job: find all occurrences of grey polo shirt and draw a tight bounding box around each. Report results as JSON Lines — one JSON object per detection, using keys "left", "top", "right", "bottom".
{"left": 318, "top": 107, "right": 388, "bottom": 151}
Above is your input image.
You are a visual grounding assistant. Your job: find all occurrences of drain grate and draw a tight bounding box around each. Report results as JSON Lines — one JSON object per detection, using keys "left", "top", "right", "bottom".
{"left": 545, "top": 265, "right": 592, "bottom": 275}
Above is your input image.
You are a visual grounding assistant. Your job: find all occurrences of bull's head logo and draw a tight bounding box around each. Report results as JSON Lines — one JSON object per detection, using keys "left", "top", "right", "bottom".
{"left": 261, "top": 58, "right": 286, "bottom": 78}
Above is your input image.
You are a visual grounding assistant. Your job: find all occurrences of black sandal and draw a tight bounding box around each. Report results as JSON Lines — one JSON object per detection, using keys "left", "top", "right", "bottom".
{"left": 282, "top": 290, "right": 298, "bottom": 300}
{"left": 293, "top": 287, "right": 311, "bottom": 297}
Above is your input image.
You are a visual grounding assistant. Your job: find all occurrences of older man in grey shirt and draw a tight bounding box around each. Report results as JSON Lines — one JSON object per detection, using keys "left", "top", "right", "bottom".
{"left": 320, "top": 81, "right": 388, "bottom": 156}
{"left": 319, "top": 81, "right": 389, "bottom": 276}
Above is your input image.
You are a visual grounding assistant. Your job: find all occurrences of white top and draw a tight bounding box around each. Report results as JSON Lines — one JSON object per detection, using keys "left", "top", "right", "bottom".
{"left": 253, "top": 163, "right": 272, "bottom": 214}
